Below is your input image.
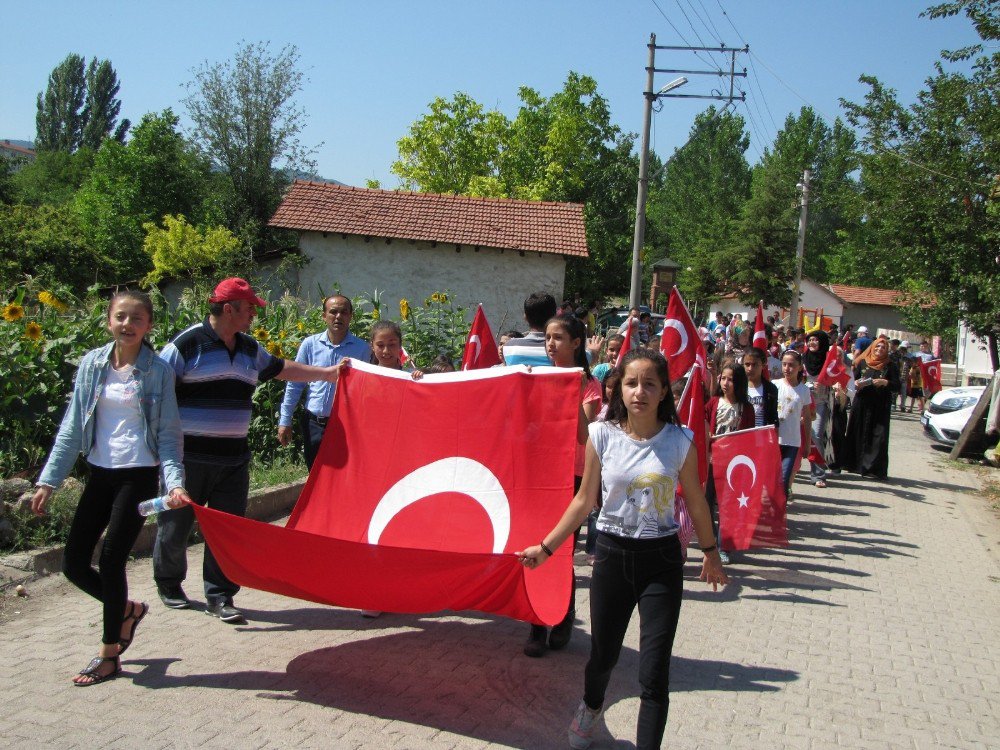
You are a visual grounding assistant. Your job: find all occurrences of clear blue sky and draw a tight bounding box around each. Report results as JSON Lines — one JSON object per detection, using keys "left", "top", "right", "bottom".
{"left": 0, "top": 0, "right": 986, "bottom": 187}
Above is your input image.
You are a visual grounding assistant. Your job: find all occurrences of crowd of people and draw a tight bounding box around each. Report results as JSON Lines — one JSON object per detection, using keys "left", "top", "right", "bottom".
{"left": 30, "top": 279, "right": 932, "bottom": 748}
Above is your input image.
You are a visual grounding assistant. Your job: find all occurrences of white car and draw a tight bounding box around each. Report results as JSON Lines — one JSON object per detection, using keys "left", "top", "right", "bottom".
{"left": 921, "top": 386, "right": 986, "bottom": 446}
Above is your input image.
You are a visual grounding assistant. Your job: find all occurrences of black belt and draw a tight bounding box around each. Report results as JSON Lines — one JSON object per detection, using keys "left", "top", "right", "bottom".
{"left": 307, "top": 412, "right": 329, "bottom": 426}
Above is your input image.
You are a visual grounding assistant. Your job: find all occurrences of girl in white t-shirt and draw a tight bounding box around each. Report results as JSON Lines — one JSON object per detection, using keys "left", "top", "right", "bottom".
{"left": 775, "top": 350, "right": 815, "bottom": 495}
{"left": 517, "top": 349, "right": 727, "bottom": 749}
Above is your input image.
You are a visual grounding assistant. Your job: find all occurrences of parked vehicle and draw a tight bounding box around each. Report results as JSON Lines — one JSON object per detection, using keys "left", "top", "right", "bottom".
{"left": 595, "top": 306, "right": 666, "bottom": 336}
{"left": 921, "top": 386, "right": 986, "bottom": 446}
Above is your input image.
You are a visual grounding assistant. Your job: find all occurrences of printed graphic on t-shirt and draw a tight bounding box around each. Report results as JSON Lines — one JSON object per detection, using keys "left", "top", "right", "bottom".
{"left": 748, "top": 385, "right": 764, "bottom": 427}
{"left": 599, "top": 471, "right": 675, "bottom": 538}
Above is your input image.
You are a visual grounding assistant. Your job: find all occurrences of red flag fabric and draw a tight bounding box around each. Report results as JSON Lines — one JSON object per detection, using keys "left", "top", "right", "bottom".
{"left": 919, "top": 358, "right": 943, "bottom": 396}
{"left": 191, "top": 361, "right": 578, "bottom": 625}
{"left": 753, "top": 301, "right": 768, "bottom": 348}
{"left": 615, "top": 317, "right": 634, "bottom": 368}
{"left": 399, "top": 346, "right": 411, "bottom": 367}
{"left": 675, "top": 365, "right": 708, "bottom": 486}
{"left": 661, "top": 287, "right": 707, "bottom": 383}
{"left": 712, "top": 425, "right": 788, "bottom": 550}
{"left": 816, "top": 345, "right": 851, "bottom": 388}
{"left": 461, "top": 304, "right": 500, "bottom": 370}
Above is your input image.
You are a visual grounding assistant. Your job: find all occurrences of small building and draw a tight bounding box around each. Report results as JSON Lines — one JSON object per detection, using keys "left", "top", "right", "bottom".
{"left": 712, "top": 279, "right": 846, "bottom": 328}
{"left": 268, "top": 181, "right": 588, "bottom": 332}
{"left": 826, "top": 284, "right": 908, "bottom": 333}
{"left": 0, "top": 140, "right": 36, "bottom": 170}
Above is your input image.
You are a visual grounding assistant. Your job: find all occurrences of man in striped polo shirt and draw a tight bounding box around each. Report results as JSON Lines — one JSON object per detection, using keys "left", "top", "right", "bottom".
{"left": 153, "top": 278, "right": 347, "bottom": 624}
{"left": 502, "top": 292, "right": 558, "bottom": 368}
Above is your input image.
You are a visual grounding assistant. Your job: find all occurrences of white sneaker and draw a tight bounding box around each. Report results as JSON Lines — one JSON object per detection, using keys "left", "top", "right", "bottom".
{"left": 568, "top": 699, "right": 603, "bottom": 749}
{"left": 360, "top": 610, "right": 382, "bottom": 618}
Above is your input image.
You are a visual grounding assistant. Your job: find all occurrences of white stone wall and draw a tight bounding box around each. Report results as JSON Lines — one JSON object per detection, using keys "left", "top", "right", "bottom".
{"left": 295, "top": 232, "right": 567, "bottom": 335}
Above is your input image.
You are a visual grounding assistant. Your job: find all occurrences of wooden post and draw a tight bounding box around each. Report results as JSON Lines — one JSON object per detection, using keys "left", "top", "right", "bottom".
{"left": 948, "top": 375, "right": 996, "bottom": 459}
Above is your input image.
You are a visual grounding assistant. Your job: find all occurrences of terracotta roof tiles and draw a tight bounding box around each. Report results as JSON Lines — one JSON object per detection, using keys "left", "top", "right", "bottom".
{"left": 269, "top": 180, "right": 589, "bottom": 258}
{"left": 826, "top": 284, "right": 902, "bottom": 307}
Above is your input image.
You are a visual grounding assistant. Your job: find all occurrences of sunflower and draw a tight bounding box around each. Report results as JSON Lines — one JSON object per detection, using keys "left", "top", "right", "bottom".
{"left": 253, "top": 326, "right": 270, "bottom": 341}
{"left": 38, "top": 291, "right": 69, "bottom": 313}
{"left": 24, "top": 321, "right": 43, "bottom": 341}
{"left": 296, "top": 321, "right": 305, "bottom": 332}
{"left": 399, "top": 298, "right": 411, "bottom": 320}
{"left": 265, "top": 340, "right": 282, "bottom": 357}
{"left": 2, "top": 303, "right": 25, "bottom": 322}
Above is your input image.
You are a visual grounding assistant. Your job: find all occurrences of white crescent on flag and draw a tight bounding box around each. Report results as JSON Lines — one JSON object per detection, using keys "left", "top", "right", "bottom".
{"left": 468, "top": 335, "right": 481, "bottom": 362}
{"left": 662, "top": 319, "right": 688, "bottom": 357}
{"left": 726, "top": 454, "right": 757, "bottom": 508}
{"left": 928, "top": 364, "right": 939, "bottom": 378}
{"left": 826, "top": 361, "right": 843, "bottom": 378}
{"left": 367, "top": 456, "right": 511, "bottom": 553}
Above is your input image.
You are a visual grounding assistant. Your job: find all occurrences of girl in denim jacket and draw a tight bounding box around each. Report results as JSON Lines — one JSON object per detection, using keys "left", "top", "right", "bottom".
{"left": 30, "top": 291, "right": 191, "bottom": 686}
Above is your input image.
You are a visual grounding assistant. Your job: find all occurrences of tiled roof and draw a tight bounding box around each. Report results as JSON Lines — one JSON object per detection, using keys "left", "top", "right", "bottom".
{"left": 0, "top": 140, "right": 36, "bottom": 158}
{"left": 826, "top": 284, "right": 902, "bottom": 307}
{"left": 269, "top": 180, "right": 589, "bottom": 258}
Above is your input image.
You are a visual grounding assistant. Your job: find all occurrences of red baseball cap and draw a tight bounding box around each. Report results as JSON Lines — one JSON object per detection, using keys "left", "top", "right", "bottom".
{"left": 209, "top": 278, "right": 266, "bottom": 307}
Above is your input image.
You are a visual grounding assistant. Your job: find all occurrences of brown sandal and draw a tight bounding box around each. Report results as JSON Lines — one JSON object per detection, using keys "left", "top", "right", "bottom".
{"left": 118, "top": 601, "right": 148, "bottom": 655}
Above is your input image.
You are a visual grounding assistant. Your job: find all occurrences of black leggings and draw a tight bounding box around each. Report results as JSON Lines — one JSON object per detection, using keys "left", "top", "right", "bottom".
{"left": 62, "top": 464, "right": 159, "bottom": 645}
{"left": 585, "top": 532, "right": 684, "bottom": 749}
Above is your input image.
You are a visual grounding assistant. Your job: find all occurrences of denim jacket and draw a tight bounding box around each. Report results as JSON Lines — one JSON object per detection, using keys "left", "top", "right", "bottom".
{"left": 38, "top": 342, "right": 185, "bottom": 491}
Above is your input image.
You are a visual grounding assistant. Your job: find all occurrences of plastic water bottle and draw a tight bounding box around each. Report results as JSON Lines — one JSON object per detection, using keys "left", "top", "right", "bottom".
{"left": 137, "top": 495, "right": 173, "bottom": 517}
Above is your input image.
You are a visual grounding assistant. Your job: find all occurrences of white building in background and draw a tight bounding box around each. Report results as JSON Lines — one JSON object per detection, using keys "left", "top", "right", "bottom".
{"left": 266, "top": 180, "right": 589, "bottom": 333}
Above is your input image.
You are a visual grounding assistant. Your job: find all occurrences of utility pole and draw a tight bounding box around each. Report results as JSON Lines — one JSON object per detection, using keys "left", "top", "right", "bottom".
{"left": 628, "top": 35, "right": 747, "bottom": 310}
{"left": 789, "top": 169, "right": 810, "bottom": 330}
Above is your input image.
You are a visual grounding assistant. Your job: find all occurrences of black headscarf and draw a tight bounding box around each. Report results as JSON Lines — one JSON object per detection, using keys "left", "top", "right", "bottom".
{"left": 802, "top": 330, "right": 831, "bottom": 377}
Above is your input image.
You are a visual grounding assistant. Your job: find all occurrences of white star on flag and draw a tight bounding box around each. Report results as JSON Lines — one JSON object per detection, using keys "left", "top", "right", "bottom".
{"left": 738, "top": 493, "right": 750, "bottom": 508}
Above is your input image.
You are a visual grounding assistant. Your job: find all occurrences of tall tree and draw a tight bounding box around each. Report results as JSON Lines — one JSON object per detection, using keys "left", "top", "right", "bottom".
{"left": 81, "top": 58, "right": 130, "bottom": 149}
{"left": 646, "top": 107, "right": 752, "bottom": 308}
{"left": 75, "top": 110, "right": 217, "bottom": 281}
{"left": 841, "top": 0, "right": 1000, "bottom": 365}
{"left": 35, "top": 54, "right": 86, "bottom": 152}
{"left": 730, "top": 107, "right": 859, "bottom": 307}
{"left": 35, "top": 54, "right": 128, "bottom": 152}
{"left": 389, "top": 73, "right": 638, "bottom": 300}
{"left": 183, "top": 42, "right": 318, "bottom": 249}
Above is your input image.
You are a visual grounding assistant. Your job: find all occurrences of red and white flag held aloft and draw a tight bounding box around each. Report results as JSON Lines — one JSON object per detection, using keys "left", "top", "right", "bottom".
{"left": 753, "top": 300, "right": 768, "bottom": 349}
{"left": 919, "top": 358, "right": 943, "bottom": 396}
{"left": 461, "top": 304, "right": 500, "bottom": 370}
{"left": 675, "top": 365, "right": 708, "bottom": 487}
{"left": 661, "top": 287, "right": 707, "bottom": 384}
{"left": 816, "top": 345, "right": 851, "bottom": 388}
{"left": 711, "top": 425, "right": 788, "bottom": 550}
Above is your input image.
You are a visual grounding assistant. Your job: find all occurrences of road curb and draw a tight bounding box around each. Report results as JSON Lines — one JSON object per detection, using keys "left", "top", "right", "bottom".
{"left": 0, "top": 478, "right": 306, "bottom": 591}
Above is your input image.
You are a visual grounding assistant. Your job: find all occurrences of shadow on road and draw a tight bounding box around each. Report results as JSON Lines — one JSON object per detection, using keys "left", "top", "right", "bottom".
{"left": 124, "top": 616, "right": 798, "bottom": 750}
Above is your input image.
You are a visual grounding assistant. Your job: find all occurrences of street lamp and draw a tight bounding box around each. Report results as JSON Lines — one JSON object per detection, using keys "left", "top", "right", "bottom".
{"left": 628, "top": 45, "right": 688, "bottom": 309}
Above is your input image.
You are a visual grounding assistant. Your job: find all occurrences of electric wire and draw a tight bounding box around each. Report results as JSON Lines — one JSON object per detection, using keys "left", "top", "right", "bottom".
{"left": 648, "top": 0, "right": 722, "bottom": 70}
{"left": 672, "top": 0, "right": 726, "bottom": 71}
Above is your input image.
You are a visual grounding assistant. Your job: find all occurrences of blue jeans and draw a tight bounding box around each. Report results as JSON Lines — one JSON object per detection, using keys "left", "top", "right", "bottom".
{"left": 810, "top": 399, "right": 830, "bottom": 481}
{"left": 585, "top": 532, "right": 683, "bottom": 749}
{"left": 780, "top": 444, "right": 800, "bottom": 496}
{"left": 153, "top": 458, "right": 250, "bottom": 604}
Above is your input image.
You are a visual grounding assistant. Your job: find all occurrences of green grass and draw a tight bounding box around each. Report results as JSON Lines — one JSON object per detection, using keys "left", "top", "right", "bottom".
{"left": 249, "top": 457, "right": 309, "bottom": 491}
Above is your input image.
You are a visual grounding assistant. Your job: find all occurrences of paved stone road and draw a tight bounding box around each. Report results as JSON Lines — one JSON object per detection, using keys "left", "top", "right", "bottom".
{"left": 2, "top": 413, "right": 998, "bottom": 749}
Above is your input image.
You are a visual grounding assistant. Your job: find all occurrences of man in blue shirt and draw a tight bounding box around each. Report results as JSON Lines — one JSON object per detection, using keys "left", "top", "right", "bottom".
{"left": 278, "top": 294, "right": 370, "bottom": 468}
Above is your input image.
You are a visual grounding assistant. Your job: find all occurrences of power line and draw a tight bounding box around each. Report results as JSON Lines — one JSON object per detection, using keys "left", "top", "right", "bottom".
{"left": 693, "top": 0, "right": 727, "bottom": 43}
{"left": 672, "top": 0, "right": 726, "bottom": 70}
{"left": 648, "top": 0, "right": 722, "bottom": 69}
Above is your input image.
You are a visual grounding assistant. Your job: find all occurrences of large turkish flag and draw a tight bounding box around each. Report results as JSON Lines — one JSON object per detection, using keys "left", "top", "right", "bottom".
{"left": 712, "top": 425, "right": 788, "bottom": 550}
{"left": 191, "top": 361, "right": 578, "bottom": 625}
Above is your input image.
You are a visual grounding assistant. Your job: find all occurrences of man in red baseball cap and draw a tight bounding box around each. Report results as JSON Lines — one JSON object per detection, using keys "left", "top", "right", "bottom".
{"left": 209, "top": 277, "right": 267, "bottom": 308}
{"left": 153, "top": 276, "right": 348, "bottom": 624}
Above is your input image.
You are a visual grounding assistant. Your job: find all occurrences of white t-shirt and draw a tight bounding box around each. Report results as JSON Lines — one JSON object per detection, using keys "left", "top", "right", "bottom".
{"left": 748, "top": 384, "right": 765, "bottom": 427}
{"left": 589, "top": 421, "right": 693, "bottom": 539}
{"left": 776, "top": 379, "right": 811, "bottom": 447}
{"left": 88, "top": 364, "right": 158, "bottom": 469}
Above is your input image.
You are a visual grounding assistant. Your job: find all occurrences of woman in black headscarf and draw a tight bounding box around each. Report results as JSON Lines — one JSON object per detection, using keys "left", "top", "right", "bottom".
{"left": 802, "top": 330, "right": 831, "bottom": 488}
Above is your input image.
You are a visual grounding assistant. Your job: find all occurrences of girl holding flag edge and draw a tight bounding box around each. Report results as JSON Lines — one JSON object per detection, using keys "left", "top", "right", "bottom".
{"left": 517, "top": 348, "right": 727, "bottom": 749}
